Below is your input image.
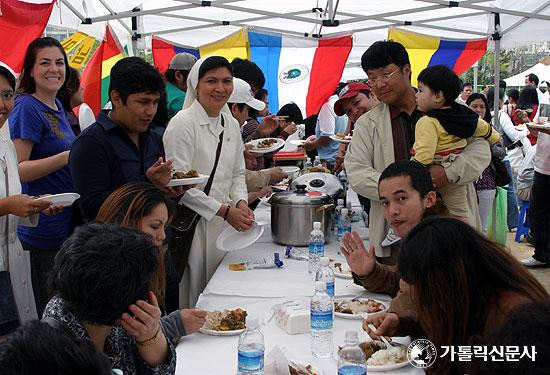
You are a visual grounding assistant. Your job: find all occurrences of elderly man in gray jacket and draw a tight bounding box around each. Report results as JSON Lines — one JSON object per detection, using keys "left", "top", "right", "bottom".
{"left": 345, "top": 41, "right": 490, "bottom": 261}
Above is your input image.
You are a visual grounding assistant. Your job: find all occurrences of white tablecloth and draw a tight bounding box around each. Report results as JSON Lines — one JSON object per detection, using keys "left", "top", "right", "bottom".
{"left": 175, "top": 193, "right": 424, "bottom": 375}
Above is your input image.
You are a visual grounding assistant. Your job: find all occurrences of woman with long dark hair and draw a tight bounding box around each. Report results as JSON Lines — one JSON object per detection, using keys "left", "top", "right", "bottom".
{"left": 56, "top": 66, "right": 82, "bottom": 136}
{"left": 385, "top": 216, "right": 548, "bottom": 373}
{"left": 9, "top": 37, "right": 76, "bottom": 315}
{"left": 512, "top": 86, "right": 539, "bottom": 145}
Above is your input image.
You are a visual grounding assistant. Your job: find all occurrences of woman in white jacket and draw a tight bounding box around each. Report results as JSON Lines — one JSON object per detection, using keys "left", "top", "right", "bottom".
{"left": 0, "top": 66, "right": 53, "bottom": 334}
{"left": 163, "top": 57, "right": 253, "bottom": 307}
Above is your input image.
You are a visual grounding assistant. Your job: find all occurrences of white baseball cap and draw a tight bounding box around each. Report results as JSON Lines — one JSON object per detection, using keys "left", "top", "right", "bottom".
{"left": 228, "top": 78, "right": 266, "bottom": 111}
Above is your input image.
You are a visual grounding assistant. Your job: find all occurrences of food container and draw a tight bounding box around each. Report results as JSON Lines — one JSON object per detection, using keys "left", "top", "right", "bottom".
{"left": 270, "top": 184, "right": 333, "bottom": 246}
{"left": 290, "top": 172, "right": 344, "bottom": 201}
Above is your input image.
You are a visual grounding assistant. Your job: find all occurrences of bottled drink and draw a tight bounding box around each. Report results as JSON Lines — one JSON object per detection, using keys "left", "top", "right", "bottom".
{"left": 237, "top": 317, "right": 264, "bottom": 375}
{"left": 313, "top": 156, "right": 321, "bottom": 167}
{"left": 304, "top": 158, "right": 313, "bottom": 171}
{"left": 310, "top": 281, "right": 333, "bottom": 359}
{"left": 338, "top": 170, "right": 348, "bottom": 189}
{"left": 337, "top": 208, "right": 352, "bottom": 242}
{"left": 316, "top": 257, "right": 335, "bottom": 298}
{"left": 308, "top": 222, "right": 325, "bottom": 273}
{"left": 337, "top": 331, "right": 367, "bottom": 375}
{"left": 332, "top": 198, "right": 345, "bottom": 233}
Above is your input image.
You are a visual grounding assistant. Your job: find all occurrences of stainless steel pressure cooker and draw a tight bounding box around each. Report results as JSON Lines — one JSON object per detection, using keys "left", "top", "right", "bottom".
{"left": 270, "top": 184, "right": 334, "bottom": 246}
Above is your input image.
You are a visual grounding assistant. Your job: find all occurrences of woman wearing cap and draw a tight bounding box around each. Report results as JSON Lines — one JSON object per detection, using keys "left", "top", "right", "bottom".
{"left": 163, "top": 56, "right": 252, "bottom": 307}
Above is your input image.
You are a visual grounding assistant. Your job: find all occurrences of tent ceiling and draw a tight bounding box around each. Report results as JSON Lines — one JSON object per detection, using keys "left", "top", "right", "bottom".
{"left": 41, "top": 0, "right": 550, "bottom": 79}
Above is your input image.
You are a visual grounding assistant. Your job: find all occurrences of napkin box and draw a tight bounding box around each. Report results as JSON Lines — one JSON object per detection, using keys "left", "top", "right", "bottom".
{"left": 274, "top": 300, "right": 310, "bottom": 335}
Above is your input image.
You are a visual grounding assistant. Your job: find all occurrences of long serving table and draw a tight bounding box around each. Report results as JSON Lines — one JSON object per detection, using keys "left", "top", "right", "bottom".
{"left": 175, "top": 192, "right": 424, "bottom": 374}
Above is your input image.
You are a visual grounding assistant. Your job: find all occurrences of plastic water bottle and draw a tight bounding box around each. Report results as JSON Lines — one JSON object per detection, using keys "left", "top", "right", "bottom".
{"left": 338, "top": 331, "right": 367, "bottom": 375}
{"left": 316, "top": 257, "right": 335, "bottom": 298}
{"left": 304, "top": 158, "right": 313, "bottom": 171}
{"left": 311, "top": 280, "right": 334, "bottom": 358}
{"left": 308, "top": 222, "right": 325, "bottom": 273}
{"left": 313, "top": 155, "right": 321, "bottom": 167}
{"left": 237, "top": 317, "right": 264, "bottom": 375}
{"left": 338, "top": 170, "right": 348, "bottom": 189}
{"left": 332, "top": 198, "right": 344, "bottom": 233}
{"left": 337, "top": 208, "right": 352, "bottom": 242}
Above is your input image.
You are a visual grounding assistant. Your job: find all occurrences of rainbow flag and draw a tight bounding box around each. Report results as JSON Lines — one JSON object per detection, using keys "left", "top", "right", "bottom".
{"left": 81, "top": 24, "right": 125, "bottom": 116}
{"left": 152, "top": 28, "right": 249, "bottom": 74}
{"left": 388, "top": 28, "right": 487, "bottom": 87}
{"left": 0, "top": 0, "right": 55, "bottom": 74}
{"left": 249, "top": 32, "right": 352, "bottom": 117}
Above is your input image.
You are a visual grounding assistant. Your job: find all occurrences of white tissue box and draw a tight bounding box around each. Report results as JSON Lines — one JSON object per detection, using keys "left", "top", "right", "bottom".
{"left": 275, "top": 301, "right": 310, "bottom": 335}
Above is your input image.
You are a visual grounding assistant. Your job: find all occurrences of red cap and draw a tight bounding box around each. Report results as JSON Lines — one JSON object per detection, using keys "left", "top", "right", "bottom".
{"left": 333, "top": 82, "right": 372, "bottom": 116}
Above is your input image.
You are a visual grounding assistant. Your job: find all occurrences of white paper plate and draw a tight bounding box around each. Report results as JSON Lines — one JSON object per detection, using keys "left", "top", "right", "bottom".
{"left": 247, "top": 138, "right": 285, "bottom": 153}
{"left": 166, "top": 174, "right": 209, "bottom": 187}
{"left": 334, "top": 298, "right": 387, "bottom": 320}
{"left": 216, "top": 221, "right": 264, "bottom": 251}
{"left": 36, "top": 193, "right": 80, "bottom": 207}
{"left": 280, "top": 166, "right": 300, "bottom": 177}
{"left": 330, "top": 261, "right": 353, "bottom": 279}
{"left": 368, "top": 360, "right": 409, "bottom": 372}
{"left": 329, "top": 135, "right": 352, "bottom": 144}
{"left": 199, "top": 327, "right": 245, "bottom": 336}
{"left": 289, "top": 139, "right": 306, "bottom": 146}
{"left": 527, "top": 122, "right": 550, "bottom": 131}
{"left": 288, "top": 359, "right": 324, "bottom": 375}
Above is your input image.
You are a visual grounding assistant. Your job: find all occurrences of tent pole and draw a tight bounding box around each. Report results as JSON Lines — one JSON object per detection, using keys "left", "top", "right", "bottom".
{"left": 493, "top": 13, "right": 501, "bottom": 127}
{"left": 473, "top": 63, "right": 479, "bottom": 92}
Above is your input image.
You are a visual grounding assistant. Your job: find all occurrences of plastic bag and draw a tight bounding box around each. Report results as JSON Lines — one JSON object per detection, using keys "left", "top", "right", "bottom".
{"left": 487, "top": 187, "right": 507, "bottom": 246}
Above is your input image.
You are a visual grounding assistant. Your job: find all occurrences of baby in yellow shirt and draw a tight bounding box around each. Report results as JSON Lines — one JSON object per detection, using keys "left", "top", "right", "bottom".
{"left": 412, "top": 65, "right": 500, "bottom": 220}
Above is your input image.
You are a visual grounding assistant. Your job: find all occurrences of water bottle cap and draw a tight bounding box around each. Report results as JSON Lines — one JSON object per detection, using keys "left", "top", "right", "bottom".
{"left": 345, "top": 330, "right": 359, "bottom": 343}
{"left": 337, "top": 199, "right": 344, "bottom": 205}
{"left": 315, "top": 156, "right": 320, "bottom": 160}
{"left": 320, "top": 257, "right": 329, "bottom": 266}
{"left": 313, "top": 221, "right": 321, "bottom": 229}
{"left": 247, "top": 316, "right": 259, "bottom": 330}
{"left": 315, "top": 280, "right": 326, "bottom": 291}
{"left": 341, "top": 208, "right": 348, "bottom": 215}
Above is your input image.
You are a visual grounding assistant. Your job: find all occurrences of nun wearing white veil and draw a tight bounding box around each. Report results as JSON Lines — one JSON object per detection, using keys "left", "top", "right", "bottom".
{"left": 163, "top": 56, "right": 253, "bottom": 308}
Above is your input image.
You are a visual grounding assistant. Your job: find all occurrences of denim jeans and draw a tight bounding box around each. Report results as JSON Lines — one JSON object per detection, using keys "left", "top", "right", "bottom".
{"left": 504, "top": 160, "right": 519, "bottom": 230}
{"left": 529, "top": 172, "right": 550, "bottom": 263}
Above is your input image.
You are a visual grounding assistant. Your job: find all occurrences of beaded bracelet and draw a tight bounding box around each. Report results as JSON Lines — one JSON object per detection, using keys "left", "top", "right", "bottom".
{"left": 136, "top": 326, "right": 160, "bottom": 347}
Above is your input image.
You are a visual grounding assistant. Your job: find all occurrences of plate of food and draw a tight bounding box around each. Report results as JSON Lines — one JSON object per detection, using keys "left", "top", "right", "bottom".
{"left": 166, "top": 170, "right": 209, "bottom": 187}
{"left": 199, "top": 308, "right": 247, "bottom": 336}
{"left": 337, "top": 341, "right": 409, "bottom": 372}
{"left": 334, "top": 298, "right": 387, "bottom": 319}
{"left": 247, "top": 138, "right": 285, "bottom": 153}
{"left": 35, "top": 193, "right": 80, "bottom": 207}
{"left": 288, "top": 360, "right": 323, "bottom": 375}
{"left": 526, "top": 122, "right": 550, "bottom": 131}
{"left": 289, "top": 139, "right": 307, "bottom": 147}
{"left": 329, "top": 134, "right": 352, "bottom": 144}
{"left": 330, "top": 261, "right": 352, "bottom": 279}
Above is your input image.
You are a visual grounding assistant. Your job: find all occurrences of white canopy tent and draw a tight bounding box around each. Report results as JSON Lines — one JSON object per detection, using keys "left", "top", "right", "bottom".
{"left": 504, "top": 62, "right": 550, "bottom": 87}
{"left": 34, "top": 0, "right": 550, "bottom": 116}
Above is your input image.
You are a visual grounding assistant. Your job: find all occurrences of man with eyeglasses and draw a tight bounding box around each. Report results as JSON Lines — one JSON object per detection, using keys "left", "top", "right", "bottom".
{"left": 344, "top": 40, "right": 490, "bottom": 263}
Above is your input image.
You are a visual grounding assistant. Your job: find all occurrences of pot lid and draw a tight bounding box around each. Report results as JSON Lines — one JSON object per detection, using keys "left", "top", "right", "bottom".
{"left": 290, "top": 172, "right": 343, "bottom": 196}
{"left": 270, "top": 184, "right": 333, "bottom": 205}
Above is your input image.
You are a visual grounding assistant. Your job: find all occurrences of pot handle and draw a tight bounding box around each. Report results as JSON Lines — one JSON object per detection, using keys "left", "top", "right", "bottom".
{"left": 315, "top": 203, "right": 336, "bottom": 213}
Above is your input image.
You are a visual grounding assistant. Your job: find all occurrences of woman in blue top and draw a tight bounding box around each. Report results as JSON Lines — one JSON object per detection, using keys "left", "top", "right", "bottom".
{"left": 9, "top": 37, "right": 75, "bottom": 316}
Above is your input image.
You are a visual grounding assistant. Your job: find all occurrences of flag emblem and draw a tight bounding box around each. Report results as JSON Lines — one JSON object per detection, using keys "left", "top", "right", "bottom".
{"left": 279, "top": 64, "right": 309, "bottom": 84}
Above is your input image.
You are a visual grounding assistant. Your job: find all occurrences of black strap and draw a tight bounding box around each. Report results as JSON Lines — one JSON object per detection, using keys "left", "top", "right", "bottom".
{"left": 42, "top": 316, "right": 75, "bottom": 337}
{"left": 203, "top": 115, "right": 225, "bottom": 196}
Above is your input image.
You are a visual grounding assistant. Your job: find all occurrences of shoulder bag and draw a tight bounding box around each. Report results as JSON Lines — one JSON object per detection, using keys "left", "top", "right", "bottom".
{"left": 168, "top": 115, "right": 225, "bottom": 281}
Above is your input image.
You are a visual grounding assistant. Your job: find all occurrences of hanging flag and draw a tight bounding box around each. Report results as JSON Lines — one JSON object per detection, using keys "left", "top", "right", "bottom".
{"left": 152, "top": 28, "right": 249, "bottom": 75}
{"left": 249, "top": 32, "right": 352, "bottom": 117}
{"left": 152, "top": 37, "right": 200, "bottom": 74}
{"left": 80, "top": 24, "right": 125, "bottom": 116}
{"left": 68, "top": 36, "right": 96, "bottom": 70}
{"left": 61, "top": 32, "right": 90, "bottom": 54}
{"left": 0, "top": 0, "right": 55, "bottom": 74}
{"left": 388, "top": 28, "right": 488, "bottom": 87}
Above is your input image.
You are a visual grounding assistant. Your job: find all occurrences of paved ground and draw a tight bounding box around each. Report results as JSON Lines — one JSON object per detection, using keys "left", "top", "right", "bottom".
{"left": 507, "top": 232, "right": 550, "bottom": 293}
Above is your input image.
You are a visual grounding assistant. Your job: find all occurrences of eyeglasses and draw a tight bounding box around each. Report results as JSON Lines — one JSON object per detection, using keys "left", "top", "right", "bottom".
{"left": 0, "top": 90, "right": 14, "bottom": 101}
{"left": 367, "top": 66, "right": 402, "bottom": 86}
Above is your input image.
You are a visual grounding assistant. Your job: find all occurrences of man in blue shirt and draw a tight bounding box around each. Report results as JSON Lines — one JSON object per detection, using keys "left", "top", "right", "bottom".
{"left": 69, "top": 57, "right": 179, "bottom": 221}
